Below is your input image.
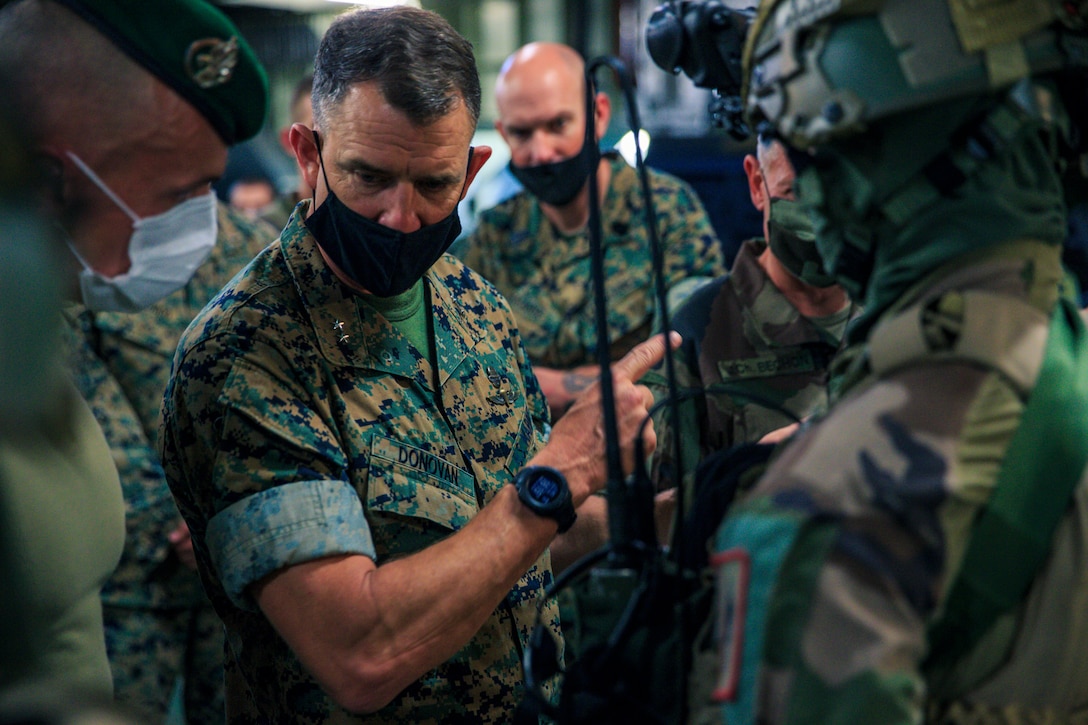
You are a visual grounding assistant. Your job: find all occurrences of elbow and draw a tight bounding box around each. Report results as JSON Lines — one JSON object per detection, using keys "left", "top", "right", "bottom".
{"left": 321, "top": 658, "right": 412, "bottom": 715}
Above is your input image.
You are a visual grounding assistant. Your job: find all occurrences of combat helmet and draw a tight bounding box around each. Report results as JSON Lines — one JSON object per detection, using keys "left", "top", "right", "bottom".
{"left": 736, "top": 0, "right": 1088, "bottom": 306}
{"left": 743, "top": 0, "right": 1087, "bottom": 150}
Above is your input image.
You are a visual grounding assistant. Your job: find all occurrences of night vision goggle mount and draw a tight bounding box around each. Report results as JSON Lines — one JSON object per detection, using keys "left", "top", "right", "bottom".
{"left": 646, "top": 0, "right": 756, "bottom": 139}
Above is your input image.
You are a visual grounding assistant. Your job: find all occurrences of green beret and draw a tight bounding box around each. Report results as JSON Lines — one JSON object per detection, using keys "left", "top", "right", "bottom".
{"left": 54, "top": 0, "right": 268, "bottom": 145}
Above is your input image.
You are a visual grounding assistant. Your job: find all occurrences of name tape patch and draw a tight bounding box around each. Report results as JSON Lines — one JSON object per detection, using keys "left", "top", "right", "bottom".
{"left": 718, "top": 348, "right": 817, "bottom": 380}
{"left": 371, "top": 435, "right": 473, "bottom": 493}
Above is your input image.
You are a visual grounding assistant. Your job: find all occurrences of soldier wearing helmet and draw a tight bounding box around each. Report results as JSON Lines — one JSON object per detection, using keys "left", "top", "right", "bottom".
{"left": 694, "top": 0, "right": 1088, "bottom": 721}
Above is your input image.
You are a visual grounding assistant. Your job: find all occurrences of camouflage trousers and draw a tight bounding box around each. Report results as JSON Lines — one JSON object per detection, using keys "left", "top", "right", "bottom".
{"left": 103, "top": 603, "right": 225, "bottom": 724}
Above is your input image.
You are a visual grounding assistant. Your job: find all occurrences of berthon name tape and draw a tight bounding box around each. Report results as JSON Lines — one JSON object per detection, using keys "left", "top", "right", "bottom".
{"left": 718, "top": 348, "right": 819, "bottom": 380}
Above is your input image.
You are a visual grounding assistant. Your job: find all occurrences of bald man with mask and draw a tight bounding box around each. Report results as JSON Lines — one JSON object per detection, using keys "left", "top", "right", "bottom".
{"left": 457, "top": 42, "right": 725, "bottom": 420}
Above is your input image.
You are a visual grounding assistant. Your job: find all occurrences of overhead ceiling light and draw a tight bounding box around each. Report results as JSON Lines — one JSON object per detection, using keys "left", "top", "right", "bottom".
{"left": 615, "top": 129, "right": 651, "bottom": 168}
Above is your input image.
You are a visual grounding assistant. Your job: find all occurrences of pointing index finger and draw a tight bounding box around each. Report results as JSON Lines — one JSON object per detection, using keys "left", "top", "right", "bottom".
{"left": 611, "top": 331, "right": 681, "bottom": 382}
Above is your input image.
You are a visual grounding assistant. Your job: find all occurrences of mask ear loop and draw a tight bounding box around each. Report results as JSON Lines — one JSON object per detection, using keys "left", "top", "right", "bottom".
{"left": 448, "top": 146, "right": 475, "bottom": 210}
{"left": 311, "top": 130, "right": 333, "bottom": 207}
{"left": 62, "top": 152, "right": 137, "bottom": 277}
{"left": 65, "top": 151, "right": 140, "bottom": 224}
{"left": 759, "top": 163, "right": 781, "bottom": 213}
{"left": 307, "top": 129, "right": 362, "bottom": 275}
{"left": 756, "top": 142, "right": 789, "bottom": 207}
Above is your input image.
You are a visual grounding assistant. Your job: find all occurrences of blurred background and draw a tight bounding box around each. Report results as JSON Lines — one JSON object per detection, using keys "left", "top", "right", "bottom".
{"left": 211, "top": 0, "right": 764, "bottom": 264}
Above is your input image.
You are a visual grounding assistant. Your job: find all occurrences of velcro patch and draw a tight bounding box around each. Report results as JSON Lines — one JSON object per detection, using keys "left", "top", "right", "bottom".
{"left": 711, "top": 548, "right": 751, "bottom": 702}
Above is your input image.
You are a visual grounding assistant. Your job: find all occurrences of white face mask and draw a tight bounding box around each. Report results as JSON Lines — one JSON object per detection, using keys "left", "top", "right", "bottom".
{"left": 65, "top": 151, "right": 218, "bottom": 312}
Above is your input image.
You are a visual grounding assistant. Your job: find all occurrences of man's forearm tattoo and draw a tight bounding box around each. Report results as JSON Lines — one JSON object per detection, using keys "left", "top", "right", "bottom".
{"left": 562, "top": 370, "right": 596, "bottom": 396}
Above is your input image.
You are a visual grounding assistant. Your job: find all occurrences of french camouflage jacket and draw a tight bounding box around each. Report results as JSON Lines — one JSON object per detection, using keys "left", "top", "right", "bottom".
{"left": 701, "top": 241, "right": 1088, "bottom": 724}
{"left": 645, "top": 239, "right": 854, "bottom": 495}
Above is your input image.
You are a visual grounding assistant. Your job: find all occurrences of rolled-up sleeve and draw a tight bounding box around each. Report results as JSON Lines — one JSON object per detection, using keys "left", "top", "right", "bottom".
{"left": 207, "top": 479, "right": 375, "bottom": 610}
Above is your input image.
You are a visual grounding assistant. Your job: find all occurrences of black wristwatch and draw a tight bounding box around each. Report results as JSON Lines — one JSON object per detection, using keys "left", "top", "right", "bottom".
{"left": 514, "top": 466, "right": 576, "bottom": 533}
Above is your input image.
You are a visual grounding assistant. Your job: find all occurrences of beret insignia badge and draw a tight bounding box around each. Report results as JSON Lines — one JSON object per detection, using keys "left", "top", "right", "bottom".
{"left": 185, "top": 36, "right": 239, "bottom": 89}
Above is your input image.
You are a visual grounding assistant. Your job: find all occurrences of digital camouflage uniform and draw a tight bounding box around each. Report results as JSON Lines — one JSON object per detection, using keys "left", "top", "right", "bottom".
{"left": 704, "top": 242, "right": 1088, "bottom": 723}
{"left": 644, "top": 238, "right": 854, "bottom": 494}
{"left": 261, "top": 194, "right": 301, "bottom": 235}
{"left": 63, "top": 202, "right": 277, "bottom": 723}
{"left": 160, "top": 201, "right": 563, "bottom": 724}
{"left": 459, "top": 151, "right": 725, "bottom": 368}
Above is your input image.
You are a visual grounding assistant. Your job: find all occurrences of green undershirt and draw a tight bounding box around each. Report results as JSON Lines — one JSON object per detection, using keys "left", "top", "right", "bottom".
{"left": 361, "top": 280, "right": 430, "bottom": 356}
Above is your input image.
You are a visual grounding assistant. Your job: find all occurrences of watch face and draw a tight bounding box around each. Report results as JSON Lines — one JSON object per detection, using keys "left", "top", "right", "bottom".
{"left": 529, "top": 474, "right": 561, "bottom": 505}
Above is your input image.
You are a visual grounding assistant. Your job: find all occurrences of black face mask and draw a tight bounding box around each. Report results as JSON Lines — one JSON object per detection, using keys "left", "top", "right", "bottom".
{"left": 766, "top": 196, "right": 837, "bottom": 288}
{"left": 508, "top": 138, "right": 599, "bottom": 207}
{"left": 305, "top": 134, "right": 466, "bottom": 297}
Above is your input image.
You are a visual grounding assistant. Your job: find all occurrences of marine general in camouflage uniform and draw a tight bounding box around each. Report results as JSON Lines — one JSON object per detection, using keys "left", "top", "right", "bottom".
{"left": 644, "top": 135, "right": 854, "bottom": 502}
{"left": 160, "top": 8, "right": 666, "bottom": 723}
{"left": 690, "top": 0, "right": 1088, "bottom": 722}
{"left": 64, "top": 203, "right": 276, "bottom": 722}
{"left": 455, "top": 42, "right": 725, "bottom": 419}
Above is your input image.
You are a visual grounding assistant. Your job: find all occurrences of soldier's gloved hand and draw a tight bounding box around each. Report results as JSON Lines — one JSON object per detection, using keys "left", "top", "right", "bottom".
{"left": 534, "top": 332, "right": 681, "bottom": 506}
